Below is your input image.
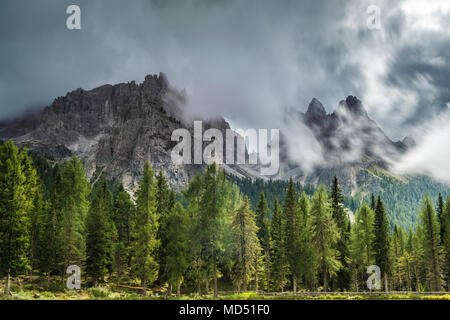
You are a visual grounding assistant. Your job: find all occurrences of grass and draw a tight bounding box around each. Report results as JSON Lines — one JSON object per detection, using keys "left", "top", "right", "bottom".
{"left": 1, "top": 277, "right": 449, "bottom": 300}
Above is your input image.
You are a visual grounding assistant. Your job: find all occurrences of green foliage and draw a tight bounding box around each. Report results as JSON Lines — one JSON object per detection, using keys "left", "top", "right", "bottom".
{"left": 132, "top": 161, "right": 159, "bottom": 294}
{"left": 310, "top": 185, "right": 342, "bottom": 292}
{"left": 59, "top": 156, "right": 90, "bottom": 270}
{"left": 0, "top": 142, "right": 36, "bottom": 284}
{"left": 373, "top": 196, "right": 391, "bottom": 290}
{"left": 270, "top": 198, "right": 288, "bottom": 291}
{"left": 418, "top": 195, "right": 443, "bottom": 291}
{"left": 164, "top": 202, "right": 190, "bottom": 295}
{"left": 231, "top": 197, "right": 262, "bottom": 292}
{"left": 86, "top": 178, "right": 113, "bottom": 285}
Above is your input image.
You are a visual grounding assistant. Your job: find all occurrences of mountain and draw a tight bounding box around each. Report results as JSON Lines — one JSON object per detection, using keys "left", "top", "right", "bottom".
{"left": 274, "top": 95, "right": 416, "bottom": 195}
{"left": 0, "top": 73, "right": 250, "bottom": 192}
{"left": 0, "top": 74, "right": 444, "bottom": 198}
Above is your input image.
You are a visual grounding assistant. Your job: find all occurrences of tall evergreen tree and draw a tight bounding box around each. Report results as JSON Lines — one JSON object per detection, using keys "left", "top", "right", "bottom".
{"left": 111, "top": 184, "right": 135, "bottom": 277}
{"left": 349, "top": 204, "right": 374, "bottom": 291}
{"left": 155, "top": 171, "right": 170, "bottom": 284}
{"left": 297, "top": 192, "right": 316, "bottom": 291}
{"left": 437, "top": 193, "right": 445, "bottom": 245}
{"left": 0, "top": 142, "right": 35, "bottom": 294}
{"left": 231, "top": 197, "right": 262, "bottom": 292}
{"left": 330, "top": 176, "right": 351, "bottom": 291}
{"left": 132, "top": 161, "right": 159, "bottom": 296}
{"left": 370, "top": 193, "right": 376, "bottom": 211}
{"left": 164, "top": 202, "right": 190, "bottom": 296}
{"left": 255, "top": 192, "right": 271, "bottom": 290}
{"left": 373, "top": 196, "right": 391, "bottom": 291}
{"left": 270, "top": 198, "right": 288, "bottom": 292}
{"left": 284, "top": 178, "right": 303, "bottom": 292}
{"left": 38, "top": 168, "right": 63, "bottom": 287}
{"left": 442, "top": 197, "right": 450, "bottom": 291}
{"left": 418, "top": 195, "right": 443, "bottom": 291}
{"left": 310, "top": 185, "right": 341, "bottom": 292}
{"left": 86, "top": 178, "right": 113, "bottom": 286}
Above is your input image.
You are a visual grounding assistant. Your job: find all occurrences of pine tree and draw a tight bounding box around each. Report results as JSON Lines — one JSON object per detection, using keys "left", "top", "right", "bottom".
{"left": 270, "top": 198, "right": 288, "bottom": 292}
{"left": 164, "top": 202, "right": 190, "bottom": 296}
{"left": 442, "top": 197, "right": 450, "bottom": 291}
{"left": 86, "top": 178, "right": 113, "bottom": 286}
{"left": 297, "top": 192, "right": 316, "bottom": 291}
{"left": 155, "top": 171, "right": 170, "bottom": 284}
{"left": 38, "top": 168, "right": 63, "bottom": 287}
{"left": 284, "top": 178, "right": 303, "bottom": 292}
{"left": 0, "top": 142, "right": 34, "bottom": 294}
{"left": 111, "top": 184, "right": 135, "bottom": 278}
{"left": 330, "top": 176, "right": 350, "bottom": 291}
{"left": 132, "top": 161, "right": 159, "bottom": 296}
{"left": 255, "top": 192, "right": 271, "bottom": 290}
{"left": 310, "top": 185, "right": 341, "bottom": 292}
{"left": 197, "top": 163, "right": 236, "bottom": 297}
{"left": 437, "top": 193, "right": 445, "bottom": 245}
{"left": 418, "top": 195, "right": 443, "bottom": 291}
{"left": 370, "top": 193, "right": 376, "bottom": 211}
{"left": 373, "top": 196, "right": 391, "bottom": 292}
{"left": 58, "top": 156, "right": 90, "bottom": 284}
{"left": 231, "top": 197, "right": 262, "bottom": 292}
{"left": 349, "top": 203, "right": 374, "bottom": 291}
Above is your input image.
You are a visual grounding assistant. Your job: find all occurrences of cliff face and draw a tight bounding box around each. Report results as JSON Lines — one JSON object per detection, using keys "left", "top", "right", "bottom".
{"left": 0, "top": 73, "right": 233, "bottom": 192}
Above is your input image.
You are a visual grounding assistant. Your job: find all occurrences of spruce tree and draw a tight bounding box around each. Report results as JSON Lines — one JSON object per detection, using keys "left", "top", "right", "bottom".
{"left": 373, "top": 196, "right": 391, "bottom": 291}
{"left": 370, "top": 193, "right": 376, "bottom": 211}
{"left": 132, "top": 161, "right": 159, "bottom": 296}
{"left": 330, "top": 176, "right": 351, "bottom": 291}
{"left": 437, "top": 193, "right": 445, "bottom": 245}
{"left": 418, "top": 195, "right": 443, "bottom": 291}
{"left": 310, "top": 185, "right": 341, "bottom": 292}
{"left": 231, "top": 197, "right": 262, "bottom": 292}
{"left": 86, "top": 178, "right": 113, "bottom": 286}
{"left": 270, "top": 198, "right": 288, "bottom": 291}
{"left": 255, "top": 192, "right": 271, "bottom": 290}
{"left": 442, "top": 197, "right": 450, "bottom": 291}
{"left": 164, "top": 202, "right": 190, "bottom": 296}
{"left": 111, "top": 184, "right": 135, "bottom": 277}
{"left": 38, "top": 168, "right": 63, "bottom": 287}
{"left": 284, "top": 178, "right": 303, "bottom": 292}
{"left": 0, "top": 142, "right": 34, "bottom": 294}
{"left": 349, "top": 203, "right": 374, "bottom": 291}
{"left": 155, "top": 171, "right": 170, "bottom": 284}
{"left": 297, "top": 192, "right": 316, "bottom": 291}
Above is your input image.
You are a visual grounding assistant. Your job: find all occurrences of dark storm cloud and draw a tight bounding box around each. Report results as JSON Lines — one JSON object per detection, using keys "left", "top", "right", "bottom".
{"left": 0, "top": 0, "right": 449, "bottom": 140}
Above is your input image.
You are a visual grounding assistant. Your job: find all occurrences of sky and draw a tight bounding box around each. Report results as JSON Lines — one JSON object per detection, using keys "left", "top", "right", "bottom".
{"left": 1, "top": 0, "right": 449, "bottom": 182}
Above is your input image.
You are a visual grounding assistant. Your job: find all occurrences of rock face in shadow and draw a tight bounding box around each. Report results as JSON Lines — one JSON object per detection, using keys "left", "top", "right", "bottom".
{"left": 0, "top": 73, "right": 246, "bottom": 192}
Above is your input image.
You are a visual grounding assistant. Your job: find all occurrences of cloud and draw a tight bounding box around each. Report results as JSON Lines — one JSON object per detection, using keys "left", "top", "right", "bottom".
{"left": 1, "top": 0, "right": 450, "bottom": 180}
{"left": 392, "top": 109, "right": 450, "bottom": 185}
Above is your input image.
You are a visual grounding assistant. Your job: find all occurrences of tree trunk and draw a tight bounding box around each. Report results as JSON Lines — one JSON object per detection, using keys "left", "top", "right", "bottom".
{"left": 177, "top": 281, "right": 181, "bottom": 297}
{"left": 141, "top": 278, "right": 146, "bottom": 296}
{"left": 323, "top": 268, "right": 328, "bottom": 292}
{"left": 197, "top": 271, "right": 201, "bottom": 295}
{"left": 93, "top": 278, "right": 98, "bottom": 288}
{"left": 384, "top": 274, "right": 388, "bottom": 293}
{"left": 168, "top": 282, "right": 172, "bottom": 296}
{"left": 293, "top": 275, "right": 297, "bottom": 293}
{"left": 4, "top": 272, "right": 11, "bottom": 295}
{"left": 206, "top": 277, "right": 209, "bottom": 294}
{"left": 213, "top": 251, "right": 218, "bottom": 298}
{"left": 47, "top": 271, "right": 51, "bottom": 290}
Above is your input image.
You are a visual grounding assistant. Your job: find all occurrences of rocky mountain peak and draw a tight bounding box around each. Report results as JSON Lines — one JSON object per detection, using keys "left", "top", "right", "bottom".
{"left": 337, "top": 95, "right": 368, "bottom": 118}
{"left": 305, "top": 98, "right": 327, "bottom": 119}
